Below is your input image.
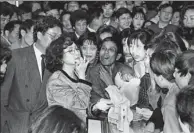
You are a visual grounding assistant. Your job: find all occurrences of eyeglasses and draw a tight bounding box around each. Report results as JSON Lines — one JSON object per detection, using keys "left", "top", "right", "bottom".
{"left": 46, "top": 33, "right": 61, "bottom": 40}
{"left": 64, "top": 48, "right": 80, "bottom": 54}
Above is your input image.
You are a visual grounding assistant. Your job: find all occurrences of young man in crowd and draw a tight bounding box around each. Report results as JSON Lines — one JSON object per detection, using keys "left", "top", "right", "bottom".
{"left": 1, "top": 16, "right": 62, "bottom": 133}
{"left": 147, "top": 3, "right": 178, "bottom": 34}
{"left": 101, "top": 1, "right": 115, "bottom": 25}
{"left": 87, "top": 8, "right": 104, "bottom": 33}
{"left": 70, "top": 9, "right": 88, "bottom": 42}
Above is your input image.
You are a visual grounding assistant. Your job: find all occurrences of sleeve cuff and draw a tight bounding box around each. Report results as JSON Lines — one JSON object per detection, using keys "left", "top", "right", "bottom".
{"left": 79, "top": 79, "right": 92, "bottom": 86}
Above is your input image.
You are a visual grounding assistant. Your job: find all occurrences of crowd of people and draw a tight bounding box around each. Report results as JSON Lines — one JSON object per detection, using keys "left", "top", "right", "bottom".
{"left": 0, "top": 1, "right": 194, "bottom": 133}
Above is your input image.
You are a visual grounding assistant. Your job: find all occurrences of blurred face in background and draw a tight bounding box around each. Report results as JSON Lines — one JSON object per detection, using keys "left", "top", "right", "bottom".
{"left": 115, "top": 1, "right": 127, "bottom": 11}
{"left": 6, "top": 24, "right": 20, "bottom": 44}
{"left": 183, "top": 9, "right": 194, "bottom": 28}
{"left": 102, "top": 4, "right": 114, "bottom": 18}
{"left": 46, "top": 9, "right": 60, "bottom": 19}
{"left": 67, "top": 2, "right": 79, "bottom": 12}
{"left": 62, "top": 13, "right": 73, "bottom": 32}
{"left": 74, "top": 20, "right": 87, "bottom": 36}
{"left": 32, "top": 2, "right": 41, "bottom": 12}
{"left": 171, "top": 11, "right": 180, "bottom": 26}
{"left": 1, "top": 15, "right": 10, "bottom": 31}
{"left": 159, "top": 6, "right": 173, "bottom": 23}
{"left": 133, "top": 13, "right": 145, "bottom": 30}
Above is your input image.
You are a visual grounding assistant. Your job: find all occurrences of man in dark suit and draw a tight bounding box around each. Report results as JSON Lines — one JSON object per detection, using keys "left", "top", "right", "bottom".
{"left": 1, "top": 16, "right": 62, "bottom": 133}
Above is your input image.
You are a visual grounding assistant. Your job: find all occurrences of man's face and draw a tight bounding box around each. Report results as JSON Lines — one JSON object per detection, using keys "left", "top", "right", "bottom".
{"left": 32, "top": 2, "right": 41, "bottom": 12}
{"left": 74, "top": 20, "right": 87, "bottom": 36}
{"left": 62, "top": 14, "right": 73, "bottom": 32}
{"left": 118, "top": 13, "right": 132, "bottom": 30}
{"left": 100, "top": 40, "right": 117, "bottom": 66}
{"left": 102, "top": 4, "right": 114, "bottom": 18}
{"left": 68, "top": 2, "right": 79, "bottom": 12}
{"left": 21, "top": 12, "right": 32, "bottom": 21}
{"left": 94, "top": 13, "right": 104, "bottom": 29}
{"left": 7, "top": 24, "right": 20, "bottom": 44}
{"left": 159, "top": 6, "right": 173, "bottom": 23}
{"left": 24, "top": 26, "right": 34, "bottom": 46}
{"left": 39, "top": 26, "right": 62, "bottom": 51}
{"left": 46, "top": 9, "right": 60, "bottom": 19}
{"left": 1, "top": 15, "right": 10, "bottom": 31}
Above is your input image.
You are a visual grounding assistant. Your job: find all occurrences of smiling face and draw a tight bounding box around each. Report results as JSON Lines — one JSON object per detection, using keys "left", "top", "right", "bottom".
{"left": 129, "top": 39, "right": 146, "bottom": 62}
{"left": 100, "top": 40, "right": 117, "bottom": 66}
{"left": 118, "top": 13, "right": 132, "bottom": 30}
{"left": 81, "top": 40, "right": 98, "bottom": 64}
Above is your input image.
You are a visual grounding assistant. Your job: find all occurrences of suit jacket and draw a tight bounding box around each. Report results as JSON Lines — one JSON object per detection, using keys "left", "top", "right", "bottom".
{"left": 1, "top": 45, "right": 51, "bottom": 133}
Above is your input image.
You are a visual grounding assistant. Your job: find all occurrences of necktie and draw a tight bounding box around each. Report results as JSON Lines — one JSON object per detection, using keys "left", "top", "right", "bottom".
{"left": 41, "top": 54, "right": 45, "bottom": 80}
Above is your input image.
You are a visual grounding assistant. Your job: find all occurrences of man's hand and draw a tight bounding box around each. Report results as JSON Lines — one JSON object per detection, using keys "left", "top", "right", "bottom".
{"left": 93, "top": 98, "right": 113, "bottom": 112}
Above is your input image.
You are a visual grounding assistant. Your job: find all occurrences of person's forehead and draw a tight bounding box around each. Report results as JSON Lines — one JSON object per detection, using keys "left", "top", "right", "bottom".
{"left": 68, "top": 2, "right": 79, "bottom": 6}
{"left": 120, "top": 13, "right": 131, "bottom": 18}
{"left": 102, "top": 41, "right": 117, "bottom": 48}
{"left": 162, "top": 6, "right": 172, "bottom": 12}
{"left": 1, "top": 15, "right": 10, "bottom": 18}
{"left": 103, "top": 4, "right": 113, "bottom": 8}
{"left": 76, "top": 19, "right": 87, "bottom": 24}
{"left": 62, "top": 14, "right": 70, "bottom": 19}
{"left": 185, "top": 9, "right": 194, "bottom": 15}
{"left": 47, "top": 26, "right": 61, "bottom": 33}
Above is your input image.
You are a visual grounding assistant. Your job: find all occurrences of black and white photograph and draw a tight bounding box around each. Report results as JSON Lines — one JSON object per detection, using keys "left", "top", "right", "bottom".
{"left": 1, "top": 1, "right": 194, "bottom": 133}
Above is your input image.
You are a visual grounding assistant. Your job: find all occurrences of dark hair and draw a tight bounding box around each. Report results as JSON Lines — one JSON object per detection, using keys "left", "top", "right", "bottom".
{"left": 127, "top": 29, "right": 153, "bottom": 50}
{"left": 45, "top": 35, "right": 74, "bottom": 73}
{"left": 150, "top": 50, "right": 177, "bottom": 82}
{"left": 3, "top": 20, "right": 22, "bottom": 34}
{"left": 70, "top": 9, "right": 88, "bottom": 27}
{"left": 132, "top": 6, "right": 146, "bottom": 20}
{"left": 77, "top": 32, "right": 98, "bottom": 50}
{"left": 19, "top": 2, "right": 32, "bottom": 14}
{"left": 88, "top": 8, "right": 103, "bottom": 24}
{"left": 19, "top": 19, "right": 35, "bottom": 39}
{"left": 30, "top": 106, "right": 85, "bottom": 133}
{"left": 180, "top": 5, "right": 194, "bottom": 27}
{"left": 176, "top": 85, "right": 194, "bottom": 130}
{"left": 175, "top": 50, "right": 194, "bottom": 85}
{"left": 115, "top": 7, "right": 132, "bottom": 19}
{"left": 158, "top": 3, "right": 173, "bottom": 12}
{"left": 100, "top": 37, "right": 119, "bottom": 54}
{"left": 0, "top": 38, "right": 12, "bottom": 65}
{"left": 60, "top": 10, "right": 71, "bottom": 22}
{"left": 101, "top": 1, "right": 115, "bottom": 9}
{"left": 44, "top": 1, "right": 63, "bottom": 12}
{"left": 0, "top": 2, "right": 14, "bottom": 17}
{"left": 33, "top": 16, "right": 62, "bottom": 42}
{"left": 120, "top": 28, "right": 132, "bottom": 41}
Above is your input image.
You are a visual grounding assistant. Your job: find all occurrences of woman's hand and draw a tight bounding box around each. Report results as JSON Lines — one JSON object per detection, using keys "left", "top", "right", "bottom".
{"left": 93, "top": 98, "right": 113, "bottom": 112}
{"left": 75, "top": 57, "right": 89, "bottom": 80}
{"left": 99, "top": 65, "right": 114, "bottom": 86}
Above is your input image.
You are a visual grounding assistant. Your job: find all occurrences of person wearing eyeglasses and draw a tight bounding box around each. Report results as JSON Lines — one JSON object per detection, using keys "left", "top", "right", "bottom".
{"left": 45, "top": 35, "right": 92, "bottom": 123}
{"left": 0, "top": 16, "right": 62, "bottom": 133}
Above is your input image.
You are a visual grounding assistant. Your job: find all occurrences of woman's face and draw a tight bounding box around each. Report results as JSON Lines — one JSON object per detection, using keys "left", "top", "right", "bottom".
{"left": 129, "top": 39, "right": 146, "bottom": 62}
{"left": 173, "top": 68, "right": 191, "bottom": 89}
{"left": 171, "top": 11, "right": 180, "bottom": 26}
{"left": 81, "top": 40, "right": 98, "bottom": 64}
{"left": 183, "top": 9, "right": 194, "bottom": 28}
{"left": 133, "top": 13, "right": 145, "bottom": 30}
{"left": 63, "top": 43, "right": 81, "bottom": 65}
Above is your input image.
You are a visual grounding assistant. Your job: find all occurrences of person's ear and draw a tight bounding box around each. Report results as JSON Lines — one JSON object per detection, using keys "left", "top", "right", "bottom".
{"left": 5, "top": 30, "right": 9, "bottom": 37}
{"left": 20, "top": 29, "right": 27, "bottom": 38}
{"left": 37, "top": 31, "right": 43, "bottom": 40}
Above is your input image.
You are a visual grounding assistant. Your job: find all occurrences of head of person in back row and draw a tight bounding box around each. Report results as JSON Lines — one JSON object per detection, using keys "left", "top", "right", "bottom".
{"left": 173, "top": 50, "right": 194, "bottom": 89}
{"left": 158, "top": 3, "right": 173, "bottom": 25}
{"left": 60, "top": 10, "right": 73, "bottom": 33}
{"left": 176, "top": 86, "right": 194, "bottom": 133}
{"left": 115, "top": 7, "right": 132, "bottom": 32}
{"left": 70, "top": 9, "right": 88, "bottom": 39}
{"left": 87, "top": 8, "right": 104, "bottom": 33}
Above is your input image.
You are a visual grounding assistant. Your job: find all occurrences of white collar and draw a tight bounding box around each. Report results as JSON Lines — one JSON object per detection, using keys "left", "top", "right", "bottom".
{"left": 75, "top": 32, "right": 80, "bottom": 39}
{"left": 87, "top": 25, "right": 96, "bottom": 32}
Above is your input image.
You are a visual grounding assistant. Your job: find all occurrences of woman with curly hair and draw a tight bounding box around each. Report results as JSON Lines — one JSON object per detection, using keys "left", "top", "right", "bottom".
{"left": 45, "top": 35, "right": 92, "bottom": 123}
{"left": 0, "top": 40, "right": 12, "bottom": 84}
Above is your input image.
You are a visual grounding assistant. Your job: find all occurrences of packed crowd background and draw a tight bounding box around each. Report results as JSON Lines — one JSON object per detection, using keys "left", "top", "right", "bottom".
{"left": 1, "top": 1, "right": 194, "bottom": 133}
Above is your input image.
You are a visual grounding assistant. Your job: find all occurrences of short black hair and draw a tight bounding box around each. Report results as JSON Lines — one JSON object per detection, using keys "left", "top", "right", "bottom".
{"left": 33, "top": 16, "right": 62, "bottom": 42}
{"left": 70, "top": 9, "right": 88, "bottom": 27}
{"left": 3, "top": 20, "right": 22, "bottom": 34}
{"left": 159, "top": 3, "right": 173, "bottom": 12}
{"left": 176, "top": 85, "right": 194, "bottom": 130}
{"left": 19, "top": 19, "right": 35, "bottom": 39}
{"left": 0, "top": 2, "right": 13, "bottom": 17}
{"left": 115, "top": 7, "right": 132, "bottom": 19}
{"left": 60, "top": 10, "right": 71, "bottom": 22}
{"left": 150, "top": 50, "right": 177, "bottom": 82}
{"left": 88, "top": 8, "right": 103, "bottom": 24}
